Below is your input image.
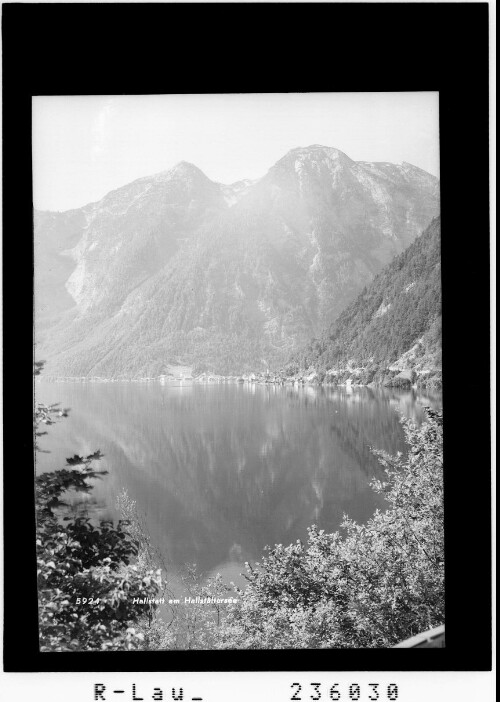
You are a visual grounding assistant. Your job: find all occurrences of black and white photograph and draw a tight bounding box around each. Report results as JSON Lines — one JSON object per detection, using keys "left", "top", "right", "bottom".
{"left": 33, "top": 92, "right": 445, "bottom": 653}
{"left": 0, "top": 4, "right": 493, "bottom": 701}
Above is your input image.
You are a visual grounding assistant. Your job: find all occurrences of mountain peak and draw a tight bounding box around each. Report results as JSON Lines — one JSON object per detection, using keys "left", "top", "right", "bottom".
{"left": 147, "top": 160, "right": 214, "bottom": 189}
{"left": 168, "top": 160, "right": 209, "bottom": 178}
{"left": 271, "top": 144, "right": 353, "bottom": 174}
{"left": 172, "top": 160, "right": 200, "bottom": 171}
{"left": 289, "top": 144, "right": 351, "bottom": 159}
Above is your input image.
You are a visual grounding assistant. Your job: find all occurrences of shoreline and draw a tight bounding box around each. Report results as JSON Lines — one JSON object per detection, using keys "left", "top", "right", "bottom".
{"left": 35, "top": 373, "right": 442, "bottom": 390}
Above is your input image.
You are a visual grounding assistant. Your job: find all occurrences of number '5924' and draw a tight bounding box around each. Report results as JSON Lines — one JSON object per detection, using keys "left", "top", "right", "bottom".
{"left": 290, "top": 682, "right": 399, "bottom": 701}
{"left": 75, "top": 597, "right": 100, "bottom": 604}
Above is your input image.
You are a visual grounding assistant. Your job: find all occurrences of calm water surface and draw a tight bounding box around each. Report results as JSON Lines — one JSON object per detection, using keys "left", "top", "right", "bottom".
{"left": 35, "top": 381, "right": 442, "bottom": 589}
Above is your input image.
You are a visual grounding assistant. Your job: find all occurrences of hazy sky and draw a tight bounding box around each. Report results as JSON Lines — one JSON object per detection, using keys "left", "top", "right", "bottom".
{"left": 32, "top": 93, "right": 439, "bottom": 212}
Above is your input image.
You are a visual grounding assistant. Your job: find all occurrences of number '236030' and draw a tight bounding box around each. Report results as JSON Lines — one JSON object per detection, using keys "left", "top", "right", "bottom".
{"left": 290, "top": 682, "right": 399, "bottom": 701}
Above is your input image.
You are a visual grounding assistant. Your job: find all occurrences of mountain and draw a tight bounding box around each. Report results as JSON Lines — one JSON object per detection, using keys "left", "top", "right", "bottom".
{"left": 288, "top": 216, "right": 442, "bottom": 387}
{"left": 34, "top": 145, "right": 440, "bottom": 377}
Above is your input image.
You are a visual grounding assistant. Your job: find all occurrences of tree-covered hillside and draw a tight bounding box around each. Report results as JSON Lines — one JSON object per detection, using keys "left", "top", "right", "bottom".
{"left": 290, "top": 217, "right": 441, "bottom": 387}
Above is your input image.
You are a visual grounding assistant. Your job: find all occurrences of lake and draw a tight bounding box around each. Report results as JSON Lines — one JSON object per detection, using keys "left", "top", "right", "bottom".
{"left": 35, "top": 381, "right": 442, "bottom": 591}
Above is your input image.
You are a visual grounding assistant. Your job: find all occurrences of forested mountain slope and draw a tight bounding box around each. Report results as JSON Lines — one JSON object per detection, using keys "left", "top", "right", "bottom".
{"left": 34, "top": 145, "right": 439, "bottom": 377}
{"left": 288, "top": 217, "right": 442, "bottom": 387}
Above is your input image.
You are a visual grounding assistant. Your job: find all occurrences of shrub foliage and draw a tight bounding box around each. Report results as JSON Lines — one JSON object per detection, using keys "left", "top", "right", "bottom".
{"left": 213, "top": 408, "right": 444, "bottom": 648}
{"left": 35, "top": 389, "right": 162, "bottom": 651}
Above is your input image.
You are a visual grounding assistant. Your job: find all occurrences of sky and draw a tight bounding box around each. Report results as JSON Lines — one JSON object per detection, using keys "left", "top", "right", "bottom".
{"left": 32, "top": 93, "right": 439, "bottom": 212}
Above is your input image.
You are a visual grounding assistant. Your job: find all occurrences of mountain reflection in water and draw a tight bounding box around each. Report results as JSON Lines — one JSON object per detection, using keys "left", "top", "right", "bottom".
{"left": 35, "top": 382, "right": 442, "bottom": 583}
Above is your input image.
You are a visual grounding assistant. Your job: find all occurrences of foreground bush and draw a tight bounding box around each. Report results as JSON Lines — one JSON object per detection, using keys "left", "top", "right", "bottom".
{"left": 215, "top": 408, "right": 444, "bottom": 648}
{"left": 35, "top": 392, "right": 162, "bottom": 652}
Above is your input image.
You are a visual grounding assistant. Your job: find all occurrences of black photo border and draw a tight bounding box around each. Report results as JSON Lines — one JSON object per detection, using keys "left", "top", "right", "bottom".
{"left": 2, "top": 2, "right": 491, "bottom": 673}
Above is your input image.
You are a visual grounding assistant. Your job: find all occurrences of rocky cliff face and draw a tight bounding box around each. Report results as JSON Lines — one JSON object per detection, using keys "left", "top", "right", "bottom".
{"left": 34, "top": 145, "right": 439, "bottom": 377}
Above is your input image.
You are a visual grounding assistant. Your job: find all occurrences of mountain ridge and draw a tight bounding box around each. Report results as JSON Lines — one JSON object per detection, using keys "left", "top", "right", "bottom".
{"left": 34, "top": 145, "right": 440, "bottom": 378}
